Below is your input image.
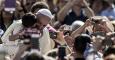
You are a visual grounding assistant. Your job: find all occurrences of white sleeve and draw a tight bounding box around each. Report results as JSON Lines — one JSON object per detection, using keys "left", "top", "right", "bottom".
{"left": 39, "top": 28, "right": 52, "bottom": 54}
{"left": 1, "top": 20, "right": 23, "bottom": 58}
{"left": 1, "top": 20, "right": 22, "bottom": 43}
{"left": 1, "top": 21, "right": 16, "bottom": 43}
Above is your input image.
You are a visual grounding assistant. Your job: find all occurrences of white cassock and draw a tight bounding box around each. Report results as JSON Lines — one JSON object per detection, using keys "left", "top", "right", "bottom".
{"left": 1, "top": 20, "right": 52, "bottom": 58}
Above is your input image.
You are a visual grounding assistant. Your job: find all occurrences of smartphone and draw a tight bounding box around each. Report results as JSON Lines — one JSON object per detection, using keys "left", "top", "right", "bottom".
{"left": 30, "top": 34, "right": 40, "bottom": 50}
{"left": 58, "top": 46, "right": 66, "bottom": 60}
{"left": 49, "top": 31, "right": 57, "bottom": 39}
{"left": 4, "top": 0, "right": 16, "bottom": 12}
{"left": 64, "top": 25, "right": 72, "bottom": 31}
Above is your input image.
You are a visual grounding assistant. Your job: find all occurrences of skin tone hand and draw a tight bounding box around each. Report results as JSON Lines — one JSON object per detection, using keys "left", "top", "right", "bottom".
{"left": 56, "top": 31, "right": 66, "bottom": 45}
{"left": 64, "top": 35, "right": 74, "bottom": 47}
{"left": 57, "top": 0, "right": 78, "bottom": 22}
{"left": 78, "top": 0, "right": 95, "bottom": 17}
{"left": 84, "top": 19, "right": 92, "bottom": 27}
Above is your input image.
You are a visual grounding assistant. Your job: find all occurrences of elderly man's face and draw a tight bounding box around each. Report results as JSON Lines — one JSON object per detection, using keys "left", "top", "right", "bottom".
{"left": 37, "top": 14, "right": 51, "bottom": 26}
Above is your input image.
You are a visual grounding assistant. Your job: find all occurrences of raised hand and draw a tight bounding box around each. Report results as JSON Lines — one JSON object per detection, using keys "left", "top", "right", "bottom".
{"left": 84, "top": 19, "right": 92, "bottom": 27}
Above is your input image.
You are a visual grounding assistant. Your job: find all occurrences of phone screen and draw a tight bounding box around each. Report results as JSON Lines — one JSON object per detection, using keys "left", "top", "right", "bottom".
{"left": 64, "top": 25, "right": 72, "bottom": 31}
{"left": 4, "top": 0, "right": 16, "bottom": 12}
{"left": 58, "top": 46, "right": 66, "bottom": 60}
{"left": 30, "top": 34, "right": 40, "bottom": 50}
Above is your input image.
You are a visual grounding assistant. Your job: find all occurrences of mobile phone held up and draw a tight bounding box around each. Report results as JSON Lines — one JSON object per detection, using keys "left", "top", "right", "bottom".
{"left": 4, "top": 0, "right": 16, "bottom": 13}
{"left": 30, "top": 34, "right": 40, "bottom": 50}
{"left": 58, "top": 46, "right": 66, "bottom": 60}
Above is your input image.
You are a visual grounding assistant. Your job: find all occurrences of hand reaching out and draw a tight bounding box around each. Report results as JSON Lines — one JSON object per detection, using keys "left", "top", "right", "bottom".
{"left": 84, "top": 19, "right": 92, "bottom": 27}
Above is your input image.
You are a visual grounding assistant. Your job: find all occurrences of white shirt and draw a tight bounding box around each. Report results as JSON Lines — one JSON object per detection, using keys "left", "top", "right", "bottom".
{"left": 1, "top": 20, "right": 52, "bottom": 57}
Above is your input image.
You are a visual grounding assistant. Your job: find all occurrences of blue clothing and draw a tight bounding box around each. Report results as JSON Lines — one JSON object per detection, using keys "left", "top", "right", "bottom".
{"left": 84, "top": 44, "right": 103, "bottom": 60}
{"left": 101, "top": 4, "right": 115, "bottom": 20}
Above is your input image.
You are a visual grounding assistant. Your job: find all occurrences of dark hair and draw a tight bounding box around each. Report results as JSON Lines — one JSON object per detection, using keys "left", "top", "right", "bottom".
{"left": 103, "top": 46, "right": 115, "bottom": 58}
{"left": 30, "top": 2, "right": 49, "bottom": 13}
{"left": 74, "top": 34, "right": 91, "bottom": 54}
{"left": 22, "top": 13, "right": 37, "bottom": 28}
{"left": 22, "top": 50, "right": 45, "bottom": 60}
{"left": 0, "top": 10, "right": 14, "bottom": 31}
{"left": 26, "top": 53, "right": 44, "bottom": 60}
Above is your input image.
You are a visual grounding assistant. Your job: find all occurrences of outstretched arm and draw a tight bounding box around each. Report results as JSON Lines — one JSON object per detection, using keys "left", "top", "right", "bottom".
{"left": 71, "top": 19, "right": 91, "bottom": 38}
{"left": 57, "top": 0, "right": 76, "bottom": 22}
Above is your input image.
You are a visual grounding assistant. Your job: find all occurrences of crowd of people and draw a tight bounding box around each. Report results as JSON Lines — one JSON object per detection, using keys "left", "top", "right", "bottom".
{"left": 0, "top": 0, "right": 115, "bottom": 60}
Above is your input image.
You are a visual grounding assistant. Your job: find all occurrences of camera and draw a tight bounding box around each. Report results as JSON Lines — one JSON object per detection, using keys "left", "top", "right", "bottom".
{"left": 92, "top": 19, "right": 102, "bottom": 25}
{"left": 63, "top": 25, "right": 72, "bottom": 35}
{"left": 49, "top": 31, "right": 57, "bottom": 39}
{"left": 64, "top": 25, "right": 72, "bottom": 31}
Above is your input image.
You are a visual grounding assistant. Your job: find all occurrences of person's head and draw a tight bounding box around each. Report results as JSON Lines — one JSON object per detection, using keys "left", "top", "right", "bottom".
{"left": 91, "top": 16, "right": 114, "bottom": 32}
{"left": 31, "top": 2, "right": 49, "bottom": 14}
{"left": 103, "top": 45, "right": 115, "bottom": 60}
{"left": 73, "top": 34, "right": 91, "bottom": 54}
{"left": 0, "top": 9, "right": 14, "bottom": 26}
{"left": 2, "top": 10, "right": 13, "bottom": 20}
{"left": 35, "top": 9, "right": 53, "bottom": 27}
{"left": 71, "top": 20, "right": 84, "bottom": 31}
{"left": 22, "top": 13, "right": 37, "bottom": 28}
{"left": 0, "top": 0, "right": 14, "bottom": 20}
{"left": 21, "top": 49, "right": 45, "bottom": 60}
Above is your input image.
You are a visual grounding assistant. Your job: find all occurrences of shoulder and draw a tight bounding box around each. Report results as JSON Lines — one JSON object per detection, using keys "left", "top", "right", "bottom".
{"left": 13, "top": 20, "right": 22, "bottom": 25}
